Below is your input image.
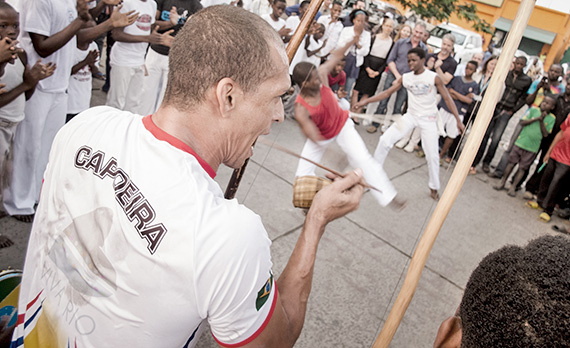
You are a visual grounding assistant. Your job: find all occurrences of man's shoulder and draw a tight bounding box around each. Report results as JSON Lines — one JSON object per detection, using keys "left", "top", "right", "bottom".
{"left": 520, "top": 73, "right": 533, "bottom": 84}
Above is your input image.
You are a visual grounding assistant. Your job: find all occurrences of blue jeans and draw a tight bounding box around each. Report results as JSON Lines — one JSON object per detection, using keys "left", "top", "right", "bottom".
{"left": 493, "top": 123, "right": 523, "bottom": 177}
{"left": 473, "top": 108, "right": 512, "bottom": 167}
{"left": 375, "top": 71, "right": 408, "bottom": 116}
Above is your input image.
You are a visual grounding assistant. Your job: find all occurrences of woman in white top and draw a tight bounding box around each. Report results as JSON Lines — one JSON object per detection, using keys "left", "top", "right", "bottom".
{"left": 352, "top": 17, "right": 394, "bottom": 106}
{"left": 336, "top": 9, "right": 371, "bottom": 96}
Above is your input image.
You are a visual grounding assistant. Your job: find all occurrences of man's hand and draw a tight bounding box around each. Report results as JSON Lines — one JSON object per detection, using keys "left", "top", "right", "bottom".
{"left": 160, "top": 30, "right": 175, "bottom": 47}
{"left": 77, "top": 0, "right": 91, "bottom": 21}
{"left": 353, "top": 98, "right": 368, "bottom": 110}
{"left": 308, "top": 169, "right": 364, "bottom": 226}
{"left": 392, "top": 76, "right": 402, "bottom": 86}
{"left": 538, "top": 77, "right": 550, "bottom": 91}
{"left": 0, "top": 38, "right": 21, "bottom": 64}
{"left": 169, "top": 6, "right": 180, "bottom": 25}
{"left": 352, "top": 34, "right": 360, "bottom": 45}
{"left": 23, "top": 59, "right": 55, "bottom": 87}
{"left": 457, "top": 120, "right": 465, "bottom": 134}
{"left": 148, "top": 25, "right": 163, "bottom": 44}
{"left": 85, "top": 49, "right": 99, "bottom": 66}
{"left": 110, "top": 4, "right": 138, "bottom": 28}
{"left": 277, "top": 26, "right": 291, "bottom": 37}
{"left": 434, "top": 59, "right": 443, "bottom": 70}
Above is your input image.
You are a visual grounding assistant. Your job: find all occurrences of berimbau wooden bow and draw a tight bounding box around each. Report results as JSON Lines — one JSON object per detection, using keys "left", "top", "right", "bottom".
{"left": 371, "top": 1, "right": 537, "bottom": 347}
{"left": 224, "top": 0, "right": 324, "bottom": 199}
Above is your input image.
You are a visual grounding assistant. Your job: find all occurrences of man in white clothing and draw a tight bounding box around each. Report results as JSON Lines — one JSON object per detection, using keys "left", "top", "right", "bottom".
{"left": 317, "top": 0, "right": 343, "bottom": 58}
{"left": 12, "top": 6, "right": 364, "bottom": 347}
{"left": 4, "top": 0, "right": 138, "bottom": 222}
{"left": 106, "top": 0, "right": 172, "bottom": 113}
{"left": 355, "top": 47, "right": 463, "bottom": 200}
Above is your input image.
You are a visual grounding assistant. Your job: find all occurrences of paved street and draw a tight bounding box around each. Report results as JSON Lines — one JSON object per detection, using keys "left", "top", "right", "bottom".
{"left": 0, "top": 79, "right": 566, "bottom": 347}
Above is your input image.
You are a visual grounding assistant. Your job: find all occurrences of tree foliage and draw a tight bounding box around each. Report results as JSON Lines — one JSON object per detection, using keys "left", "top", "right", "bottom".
{"left": 392, "top": 0, "right": 493, "bottom": 34}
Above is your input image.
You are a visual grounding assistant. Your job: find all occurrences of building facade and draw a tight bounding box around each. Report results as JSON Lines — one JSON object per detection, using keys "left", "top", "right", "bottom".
{"left": 385, "top": 0, "right": 570, "bottom": 69}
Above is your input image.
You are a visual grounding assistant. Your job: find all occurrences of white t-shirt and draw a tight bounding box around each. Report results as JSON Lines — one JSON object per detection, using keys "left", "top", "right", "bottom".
{"left": 261, "top": 13, "right": 286, "bottom": 32}
{"left": 110, "top": 0, "right": 156, "bottom": 67}
{"left": 249, "top": 0, "right": 271, "bottom": 16}
{"left": 285, "top": 15, "right": 301, "bottom": 34}
{"left": 369, "top": 36, "right": 392, "bottom": 59}
{"left": 403, "top": 69, "right": 438, "bottom": 118}
{"left": 68, "top": 42, "right": 99, "bottom": 114}
{"left": 336, "top": 27, "right": 371, "bottom": 67}
{"left": 19, "top": 0, "right": 77, "bottom": 93}
{"left": 11, "top": 108, "right": 277, "bottom": 348}
{"left": 317, "top": 15, "right": 343, "bottom": 56}
{"left": 6, "top": 0, "right": 21, "bottom": 12}
{"left": 0, "top": 56, "right": 25, "bottom": 122}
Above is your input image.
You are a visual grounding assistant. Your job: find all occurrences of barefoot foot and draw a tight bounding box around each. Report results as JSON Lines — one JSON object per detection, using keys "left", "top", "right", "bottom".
{"left": 430, "top": 189, "right": 439, "bottom": 201}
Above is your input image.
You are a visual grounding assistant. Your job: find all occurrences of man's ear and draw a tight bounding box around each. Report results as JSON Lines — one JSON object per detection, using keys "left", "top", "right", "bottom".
{"left": 433, "top": 315, "right": 462, "bottom": 348}
{"left": 215, "top": 77, "right": 241, "bottom": 118}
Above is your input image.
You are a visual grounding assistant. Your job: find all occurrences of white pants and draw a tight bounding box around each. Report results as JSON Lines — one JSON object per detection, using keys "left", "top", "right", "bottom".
{"left": 138, "top": 49, "right": 168, "bottom": 115}
{"left": 374, "top": 113, "right": 440, "bottom": 190}
{"left": 3, "top": 90, "right": 67, "bottom": 214}
{"left": 295, "top": 118, "right": 397, "bottom": 206}
{"left": 106, "top": 64, "right": 145, "bottom": 113}
{"left": 439, "top": 107, "right": 463, "bottom": 139}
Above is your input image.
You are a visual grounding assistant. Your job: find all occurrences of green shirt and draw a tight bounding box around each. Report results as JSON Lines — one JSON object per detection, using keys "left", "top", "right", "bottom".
{"left": 515, "top": 107, "right": 555, "bottom": 153}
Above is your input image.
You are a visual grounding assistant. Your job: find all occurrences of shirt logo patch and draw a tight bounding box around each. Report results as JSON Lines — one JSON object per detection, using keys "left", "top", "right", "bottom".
{"left": 255, "top": 273, "right": 273, "bottom": 311}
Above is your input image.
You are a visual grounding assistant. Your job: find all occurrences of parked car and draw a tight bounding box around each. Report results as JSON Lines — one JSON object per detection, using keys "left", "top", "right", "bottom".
{"left": 427, "top": 23, "right": 483, "bottom": 64}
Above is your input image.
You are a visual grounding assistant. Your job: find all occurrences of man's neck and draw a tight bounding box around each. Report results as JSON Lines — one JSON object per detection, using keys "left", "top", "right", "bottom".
{"left": 152, "top": 104, "right": 222, "bottom": 172}
{"left": 463, "top": 75, "right": 473, "bottom": 82}
{"left": 300, "top": 86, "right": 320, "bottom": 98}
{"left": 270, "top": 13, "right": 278, "bottom": 20}
{"left": 411, "top": 38, "right": 420, "bottom": 47}
{"left": 414, "top": 66, "right": 425, "bottom": 75}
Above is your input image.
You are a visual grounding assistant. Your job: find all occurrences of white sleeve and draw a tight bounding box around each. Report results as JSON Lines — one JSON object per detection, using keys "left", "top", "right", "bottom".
{"left": 336, "top": 27, "right": 353, "bottom": 56}
{"left": 356, "top": 31, "right": 370, "bottom": 58}
{"left": 320, "top": 23, "right": 341, "bottom": 56}
{"left": 195, "top": 204, "right": 276, "bottom": 347}
{"left": 22, "top": 0, "right": 53, "bottom": 36}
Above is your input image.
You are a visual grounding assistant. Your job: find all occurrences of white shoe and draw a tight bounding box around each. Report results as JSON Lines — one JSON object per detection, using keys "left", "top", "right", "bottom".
{"left": 395, "top": 139, "right": 408, "bottom": 149}
{"left": 403, "top": 144, "right": 415, "bottom": 153}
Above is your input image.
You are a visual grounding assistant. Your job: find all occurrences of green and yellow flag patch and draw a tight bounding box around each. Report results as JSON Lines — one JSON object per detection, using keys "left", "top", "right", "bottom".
{"left": 255, "top": 272, "right": 273, "bottom": 311}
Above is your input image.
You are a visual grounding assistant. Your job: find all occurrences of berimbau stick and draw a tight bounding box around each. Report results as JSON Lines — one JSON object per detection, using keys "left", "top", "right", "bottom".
{"left": 371, "top": 1, "right": 537, "bottom": 347}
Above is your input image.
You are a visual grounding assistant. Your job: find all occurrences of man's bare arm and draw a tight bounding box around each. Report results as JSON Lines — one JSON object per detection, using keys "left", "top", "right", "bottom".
{"left": 436, "top": 75, "right": 464, "bottom": 133}
{"left": 238, "top": 171, "right": 364, "bottom": 347}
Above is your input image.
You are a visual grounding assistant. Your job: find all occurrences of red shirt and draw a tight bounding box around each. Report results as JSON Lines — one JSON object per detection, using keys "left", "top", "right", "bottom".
{"left": 328, "top": 71, "right": 346, "bottom": 88}
{"left": 296, "top": 85, "right": 349, "bottom": 140}
{"left": 551, "top": 115, "right": 570, "bottom": 167}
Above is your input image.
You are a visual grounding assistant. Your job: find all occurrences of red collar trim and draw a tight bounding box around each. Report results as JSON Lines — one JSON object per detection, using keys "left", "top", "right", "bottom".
{"left": 142, "top": 115, "right": 216, "bottom": 179}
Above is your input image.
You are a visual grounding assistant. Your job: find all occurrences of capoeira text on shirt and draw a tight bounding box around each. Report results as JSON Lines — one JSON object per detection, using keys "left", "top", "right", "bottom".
{"left": 74, "top": 145, "right": 167, "bottom": 254}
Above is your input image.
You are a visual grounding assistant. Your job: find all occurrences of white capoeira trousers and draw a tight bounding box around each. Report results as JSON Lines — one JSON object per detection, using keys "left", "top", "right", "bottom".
{"left": 295, "top": 118, "right": 397, "bottom": 206}
{"left": 3, "top": 90, "right": 68, "bottom": 215}
{"left": 137, "top": 49, "right": 169, "bottom": 116}
{"left": 374, "top": 113, "right": 440, "bottom": 190}
{"left": 106, "top": 64, "right": 145, "bottom": 113}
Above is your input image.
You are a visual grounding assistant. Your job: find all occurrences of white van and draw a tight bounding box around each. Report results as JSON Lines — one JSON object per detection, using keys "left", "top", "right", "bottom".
{"left": 427, "top": 23, "right": 483, "bottom": 64}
